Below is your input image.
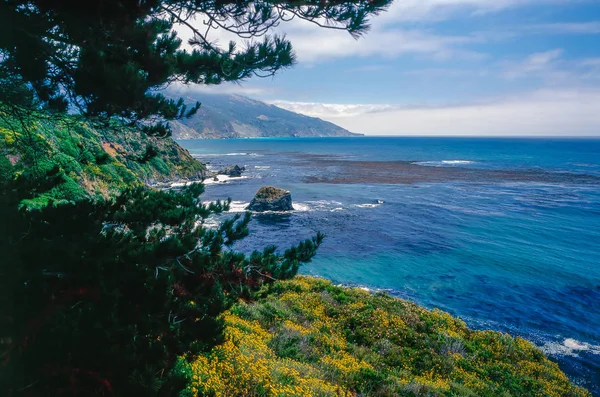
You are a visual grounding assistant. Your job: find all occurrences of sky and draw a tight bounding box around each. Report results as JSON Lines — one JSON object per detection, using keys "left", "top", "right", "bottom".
{"left": 176, "top": 1, "right": 600, "bottom": 136}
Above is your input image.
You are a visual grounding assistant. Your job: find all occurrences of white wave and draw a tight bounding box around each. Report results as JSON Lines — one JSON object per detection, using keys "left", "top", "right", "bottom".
{"left": 168, "top": 181, "right": 194, "bottom": 188}
{"left": 167, "top": 175, "right": 249, "bottom": 188}
{"left": 254, "top": 165, "right": 271, "bottom": 170}
{"left": 196, "top": 152, "right": 259, "bottom": 157}
{"left": 203, "top": 175, "right": 249, "bottom": 185}
{"left": 333, "top": 282, "right": 393, "bottom": 294}
{"left": 541, "top": 338, "right": 600, "bottom": 357}
{"left": 226, "top": 201, "right": 250, "bottom": 213}
{"left": 305, "top": 200, "right": 344, "bottom": 210}
{"left": 354, "top": 202, "right": 383, "bottom": 208}
{"left": 293, "top": 203, "right": 311, "bottom": 212}
{"left": 223, "top": 201, "right": 312, "bottom": 214}
{"left": 413, "top": 160, "right": 475, "bottom": 167}
{"left": 442, "top": 160, "right": 474, "bottom": 165}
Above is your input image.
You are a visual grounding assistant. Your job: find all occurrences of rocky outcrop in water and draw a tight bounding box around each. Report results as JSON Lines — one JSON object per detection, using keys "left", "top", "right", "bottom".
{"left": 219, "top": 164, "right": 245, "bottom": 177}
{"left": 247, "top": 186, "right": 293, "bottom": 212}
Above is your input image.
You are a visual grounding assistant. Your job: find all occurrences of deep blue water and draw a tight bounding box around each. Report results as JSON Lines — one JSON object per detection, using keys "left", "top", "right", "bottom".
{"left": 179, "top": 137, "right": 600, "bottom": 394}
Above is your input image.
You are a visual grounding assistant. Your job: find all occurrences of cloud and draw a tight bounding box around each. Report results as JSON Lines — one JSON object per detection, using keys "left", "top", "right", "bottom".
{"left": 527, "top": 21, "right": 600, "bottom": 35}
{"left": 283, "top": 26, "right": 487, "bottom": 63}
{"left": 503, "top": 49, "right": 564, "bottom": 79}
{"left": 372, "top": 0, "right": 586, "bottom": 24}
{"left": 172, "top": 1, "right": 498, "bottom": 64}
{"left": 172, "top": 0, "right": 592, "bottom": 65}
{"left": 345, "top": 65, "right": 390, "bottom": 73}
{"left": 501, "top": 49, "right": 600, "bottom": 84}
{"left": 524, "top": 49, "right": 564, "bottom": 68}
{"left": 401, "top": 67, "right": 490, "bottom": 78}
{"left": 271, "top": 90, "right": 600, "bottom": 136}
{"left": 169, "top": 81, "right": 270, "bottom": 97}
{"left": 269, "top": 101, "right": 396, "bottom": 118}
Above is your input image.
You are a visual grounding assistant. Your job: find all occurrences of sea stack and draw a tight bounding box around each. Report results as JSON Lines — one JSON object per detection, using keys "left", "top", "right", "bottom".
{"left": 247, "top": 186, "right": 293, "bottom": 212}
{"left": 219, "top": 165, "right": 245, "bottom": 177}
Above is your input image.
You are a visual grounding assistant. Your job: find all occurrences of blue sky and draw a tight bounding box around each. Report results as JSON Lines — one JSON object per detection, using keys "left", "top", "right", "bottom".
{"left": 178, "top": 1, "right": 600, "bottom": 136}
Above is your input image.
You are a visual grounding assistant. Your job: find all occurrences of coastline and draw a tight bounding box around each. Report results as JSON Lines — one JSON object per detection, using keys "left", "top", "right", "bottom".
{"left": 179, "top": 137, "right": 600, "bottom": 395}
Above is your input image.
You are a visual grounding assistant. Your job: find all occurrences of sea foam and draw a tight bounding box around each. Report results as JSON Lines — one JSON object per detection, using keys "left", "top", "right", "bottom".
{"left": 413, "top": 160, "right": 475, "bottom": 167}
{"left": 203, "top": 175, "right": 249, "bottom": 185}
{"left": 541, "top": 338, "right": 600, "bottom": 357}
{"left": 223, "top": 201, "right": 311, "bottom": 213}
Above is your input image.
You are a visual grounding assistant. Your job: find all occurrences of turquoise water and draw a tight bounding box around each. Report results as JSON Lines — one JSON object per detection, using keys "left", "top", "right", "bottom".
{"left": 180, "top": 137, "right": 600, "bottom": 393}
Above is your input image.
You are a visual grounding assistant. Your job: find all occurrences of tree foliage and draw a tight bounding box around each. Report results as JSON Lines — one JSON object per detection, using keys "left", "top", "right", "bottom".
{"left": 0, "top": 0, "right": 391, "bottom": 135}
{"left": 0, "top": 165, "right": 324, "bottom": 395}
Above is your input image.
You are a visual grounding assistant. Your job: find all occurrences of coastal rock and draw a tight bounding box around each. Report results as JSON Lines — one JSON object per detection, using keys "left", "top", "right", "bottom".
{"left": 247, "top": 186, "right": 293, "bottom": 212}
{"left": 219, "top": 164, "right": 245, "bottom": 177}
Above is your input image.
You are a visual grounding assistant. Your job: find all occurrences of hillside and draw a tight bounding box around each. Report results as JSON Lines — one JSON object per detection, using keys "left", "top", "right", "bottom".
{"left": 0, "top": 114, "right": 206, "bottom": 207}
{"left": 176, "top": 277, "right": 590, "bottom": 397}
{"left": 167, "top": 92, "right": 360, "bottom": 139}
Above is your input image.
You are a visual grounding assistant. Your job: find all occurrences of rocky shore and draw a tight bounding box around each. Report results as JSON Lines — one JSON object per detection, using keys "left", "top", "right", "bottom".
{"left": 151, "top": 163, "right": 247, "bottom": 189}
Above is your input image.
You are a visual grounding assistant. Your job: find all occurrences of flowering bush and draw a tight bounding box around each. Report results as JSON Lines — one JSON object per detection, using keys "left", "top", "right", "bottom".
{"left": 177, "top": 277, "right": 590, "bottom": 396}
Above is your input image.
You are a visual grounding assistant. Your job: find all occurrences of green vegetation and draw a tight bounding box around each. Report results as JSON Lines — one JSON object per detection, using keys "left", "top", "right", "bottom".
{"left": 177, "top": 277, "right": 590, "bottom": 397}
{"left": 0, "top": 110, "right": 205, "bottom": 207}
{"left": 255, "top": 186, "right": 289, "bottom": 200}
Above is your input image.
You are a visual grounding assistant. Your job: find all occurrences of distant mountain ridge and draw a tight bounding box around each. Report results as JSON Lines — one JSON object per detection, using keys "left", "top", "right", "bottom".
{"left": 168, "top": 92, "right": 360, "bottom": 139}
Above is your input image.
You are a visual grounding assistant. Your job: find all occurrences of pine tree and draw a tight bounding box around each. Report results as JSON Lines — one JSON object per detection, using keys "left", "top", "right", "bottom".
{"left": 0, "top": 163, "right": 324, "bottom": 395}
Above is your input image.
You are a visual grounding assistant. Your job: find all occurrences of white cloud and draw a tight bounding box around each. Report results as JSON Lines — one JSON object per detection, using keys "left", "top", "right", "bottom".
{"left": 173, "top": 0, "right": 517, "bottom": 65}
{"left": 527, "top": 21, "right": 600, "bottom": 35}
{"left": 284, "top": 26, "right": 486, "bottom": 63}
{"left": 401, "top": 67, "right": 490, "bottom": 78}
{"left": 172, "top": 0, "right": 593, "bottom": 65}
{"left": 175, "top": 16, "right": 486, "bottom": 63}
{"left": 502, "top": 50, "right": 600, "bottom": 84}
{"left": 271, "top": 90, "right": 600, "bottom": 136}
{"left": 503, "top": 49, "right": 564, "bottom": 79}
{"left": 169, "top": 81, "right": 270, "bottom": 97}
{"left": 371, "top": 0, "right": 586, "bottom": 24}
{"left": 524, "top": 49, "right": 564, "bottom": 68}
{"left": 269, "top": 101, "right": 396, "bottom": 118}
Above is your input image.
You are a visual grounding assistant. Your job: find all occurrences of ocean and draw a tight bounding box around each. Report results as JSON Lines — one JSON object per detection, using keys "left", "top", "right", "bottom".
{"left": 179, "top": 137, "right": 600, "bottom": 394}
